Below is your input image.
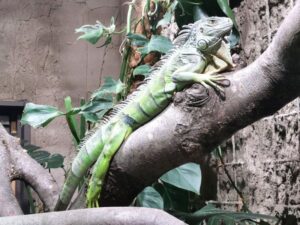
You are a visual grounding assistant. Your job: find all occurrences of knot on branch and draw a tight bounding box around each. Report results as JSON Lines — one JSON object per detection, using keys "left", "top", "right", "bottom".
{"left": 174, "top": 84, "right": 211, "bottom": 108}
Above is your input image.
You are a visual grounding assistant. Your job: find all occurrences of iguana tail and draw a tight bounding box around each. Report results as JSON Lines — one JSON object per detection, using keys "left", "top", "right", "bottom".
{"left": 54, "top": 120, "right": 131, "bottom": 210}
{"left": 54, "top": 126, "right": 104, "bottom": 210}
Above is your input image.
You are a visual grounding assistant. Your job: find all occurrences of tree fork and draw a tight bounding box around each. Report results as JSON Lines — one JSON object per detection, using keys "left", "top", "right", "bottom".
{"left": 0, "top": 124, "right": 59, "bottom": 216}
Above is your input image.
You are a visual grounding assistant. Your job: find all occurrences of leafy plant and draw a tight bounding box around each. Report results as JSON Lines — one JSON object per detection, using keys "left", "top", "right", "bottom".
{"left": 23, "top": 143, "right": 64, "bottom": 169}
{"left": 75, "top": 17, "right": 116, "bottom": 45}
{"left": 136, "top": 163, "right": 201, "bottom": 212}
{"left": 21, "top": 77, "right": 124, "bottom": 136}
{"left": 135, "top": 161, "right": 276, "bottom": 225}
{"left": 176, "top": 204, "right": 276, "bottom": 225}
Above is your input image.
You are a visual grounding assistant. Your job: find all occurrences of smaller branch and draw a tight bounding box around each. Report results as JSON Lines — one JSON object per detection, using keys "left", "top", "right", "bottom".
{"left": 0, "top": 124, "right": 59, "bottom": 214}
{"left": 0, "top": 142, "right": 23, "bottom": 216}
{"left": 12, "top": 149, "right": 59, "bottom": 211}
{"left": 0, "top": 207, "right": 187, "bottom": 225}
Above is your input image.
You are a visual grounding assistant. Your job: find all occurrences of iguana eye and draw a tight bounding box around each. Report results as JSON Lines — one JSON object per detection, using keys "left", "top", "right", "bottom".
{"left": 198, "top": 40, "right": 208, "bottom": 50}
{"left": 209, "top": 20, "right": 215, "bottom": 25}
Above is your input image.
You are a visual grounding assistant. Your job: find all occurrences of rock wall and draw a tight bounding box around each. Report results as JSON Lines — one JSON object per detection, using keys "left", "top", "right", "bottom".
{"left": 215, "top": 0, "right": 299, "bottom": 223}
{"left": 0, "top": 0, "right": 122, "bottom": 184}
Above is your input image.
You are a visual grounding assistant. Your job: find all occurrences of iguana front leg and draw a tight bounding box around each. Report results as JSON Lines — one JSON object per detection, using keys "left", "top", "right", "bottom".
{"left": 170, "top": 57, "right": 227, "bottom": 92}
{"left": 173, "top": 72, "right": 226, "bottom": 92}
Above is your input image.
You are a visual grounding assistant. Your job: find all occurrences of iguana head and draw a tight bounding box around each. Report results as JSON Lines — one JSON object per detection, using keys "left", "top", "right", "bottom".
{"left": 185, "top": 17, "right": 233, "bottom": 53}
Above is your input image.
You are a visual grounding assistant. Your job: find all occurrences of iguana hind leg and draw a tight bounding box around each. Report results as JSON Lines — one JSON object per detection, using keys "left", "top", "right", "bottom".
{"left": 86, "top": 121, "right": 132, "bottom": 207}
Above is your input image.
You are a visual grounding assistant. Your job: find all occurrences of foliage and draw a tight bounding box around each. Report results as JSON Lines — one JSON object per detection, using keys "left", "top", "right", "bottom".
{"left": 132, "top": 64, "right": 151, "bottom": 77}
{"left": 136, "top": 186, "right": 164, "bottom": 209}
{"left": 75, "top": 17, "right": 116, "bottom": 45}
{"left": 21, "top": 103, "right": 64, "bottom": 128}
{"left": 136, "top": 163, "right": 201, "bottom": 212}
{"left": 136, "top": 162, "right": 275, "bottom": 225}
{"left": 21, "top": 77, "right": 124, "bottom": 128}
{"left": 160, "top": 163, "right": 201, "bottom": 195}
{"left": 138, "top": 35, "right": 173, "bottom": 56}
{"left": 22, "top": 143, "right": 64, "bottom": 169}
{"left": 176, "top": 204, "right": 276, "bottom": 225}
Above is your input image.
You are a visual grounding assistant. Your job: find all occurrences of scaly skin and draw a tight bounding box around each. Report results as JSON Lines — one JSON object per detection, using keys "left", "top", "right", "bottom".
{"left": 55, "top": 16, "right": 233, "bottom": 210}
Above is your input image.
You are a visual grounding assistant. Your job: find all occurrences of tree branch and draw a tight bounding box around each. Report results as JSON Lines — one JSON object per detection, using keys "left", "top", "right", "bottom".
{"left": 98, "top": 1, "right": 300, "bottom": 206}
{"left": 0, "top": 138, "right": 23, "bottom": 216}
{"left": 0, "top": 207, "right": 187, "bottom": 225}
{"left": 0, "top": 124, "right": 59, "bottom": 216}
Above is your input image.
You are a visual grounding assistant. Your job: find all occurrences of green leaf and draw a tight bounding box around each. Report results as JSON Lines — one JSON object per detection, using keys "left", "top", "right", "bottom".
{"left": 79, "top": 98, "right": 86, "bottom": 140}
{"left": 46, "top": 154, "right": 64, "bottom": 168}
{"left": 178, "top": 0, "right": 203, "bottom": 5}
{"left": 157, "top": 11, "right": 173, "bottom": 28}
{"left": 133, "top": 64, "right": 151, "bottom": 77}
{"left": 76, "top": 24, "right": 104, "bottom": 45}
{"left": 95, "top": 108, "right": 110, "bottom": 120}
{"left": 21, "top": 103, "right": 64, "bottom": 128}
{"left": 80, "top": 100, "right": 114, "bottom": 113}
{"left": 136, "top": 186, "right": 164, "bottom": 209}
{"left": 127, "top": 33, "right": 149, "bottom": 46}
{"left": 82, "top": 112, "right": 99, "bottom": 123}
{"left": 29, "top": 150, "right": 50, "bottom": 164}
{"left": 216, "top": 0, "right": 238, "bottom": 30}
{"left": 208, "top": 215, "right": 235, "bottom": 225}
{"left": 91, "top": 77, "right": 124, "bottom": 100}
{"left": 138, "top": 35, "right": 173, "bottom": 56}
{"left": 160, "top": 163, "right": 201, "bottom": 194}
{"left": 75, "top": 18, "right": 116, "bottom": 45}
{"left": 228, "top": 29, "right": 240, "bottom": 48}
{"left": 158, "top": 182, "right": 191, "bottom": 212}
{"left": 193, "top": 5, "right": 208, "bottom": 21}
{"left": 64, "top": 96, "right": 80, "bottom": 145}
{"left": 183, "top": 204, "right": 277, "bottom": 224}
{"left": 23, "top": 143, "right": 65, "bottom": 169}
{"left": 22, "top": 144, "right": 40, "bottom": 154}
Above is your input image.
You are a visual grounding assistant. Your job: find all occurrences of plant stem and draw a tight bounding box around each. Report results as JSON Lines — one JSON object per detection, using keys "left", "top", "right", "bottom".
{"left": 24, "top": 183, "right": 36, "bottom": 214}
{"left": 217, "top": 147, "right": 247, "bottom": 210}
{"left": 64, "top": 97, "right": 80, "bottom": 145}
{"left": 119, "top": 0, "right": 136, "bottom": 98}
{"left": 127, "top": 0, "right": 137, "bottom": 34}
{"left": 79, "top": 98, "right": 86, "bottom": 140}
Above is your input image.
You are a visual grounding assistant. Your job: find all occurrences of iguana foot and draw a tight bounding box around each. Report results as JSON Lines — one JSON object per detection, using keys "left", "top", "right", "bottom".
{"left": 86, "top": 179, "right": 101, "bottom": 208}
{"left": 172, "top": 72, "right": 228, "bottom": 92}
{"left": 196, "top": 74, "right": 227, "bottom": 92}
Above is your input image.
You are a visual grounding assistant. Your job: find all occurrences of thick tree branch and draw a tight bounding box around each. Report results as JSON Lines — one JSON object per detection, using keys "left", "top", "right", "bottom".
{"left": 98, "top": 2, "right": 300, "bottom": 206}
{"left": 0, "top": 124, "right": 59, "bottom": 216}
{"left": 0, "top": 207, "right": 186, "bottom": 225}
{"left": 0, "top": 139, "right": 23, "bottom": 216}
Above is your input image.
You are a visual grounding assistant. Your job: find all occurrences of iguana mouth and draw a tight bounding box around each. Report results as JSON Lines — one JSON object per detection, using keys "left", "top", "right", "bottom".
{"left": 222, "top": 30, "right": 232, "bottom": 44}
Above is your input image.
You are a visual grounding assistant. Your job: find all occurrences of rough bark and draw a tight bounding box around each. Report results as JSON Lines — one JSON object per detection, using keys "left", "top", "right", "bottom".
{"left": 0, "top": 207, "right": 186, "bottom": 225}
{"left": 98, "top": 1, "right": 300, "bottom": 206}
{"left": 0, "top": 124, "right": 59, "bottom": 216}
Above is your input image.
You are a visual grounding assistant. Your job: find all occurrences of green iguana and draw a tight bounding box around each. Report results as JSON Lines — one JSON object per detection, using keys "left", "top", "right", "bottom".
{"left": 55, "top": 16, "right": 234, "bottom": 210}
